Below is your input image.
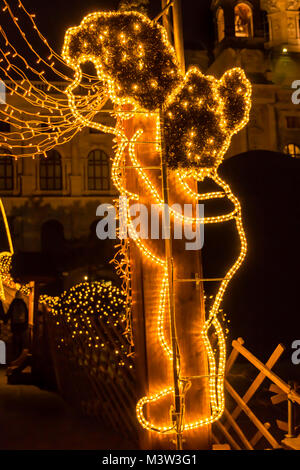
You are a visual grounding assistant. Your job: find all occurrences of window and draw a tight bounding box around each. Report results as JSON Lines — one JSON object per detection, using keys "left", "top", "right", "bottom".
{"left": 283, "top": 143, "right": 300, "bottom": 158}
{"left": 87, "top": 149, "right": 109, "bottom": 191}
{"left": 40, "top": 150, "right": 62, "bottom": 190}
{"left": 235, "top": 3, "right": 253, "bottom": 38}
{"left": 216, "top": 8, "right": 225, "bottom": 42}
{"left": 0, "top": 153, "right": 13, "bottom": 190}
{"left": 286, "top": 116, "right": 300, "bottom": 129}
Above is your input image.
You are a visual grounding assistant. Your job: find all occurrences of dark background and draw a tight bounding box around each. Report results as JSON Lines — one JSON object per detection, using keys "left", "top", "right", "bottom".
{"left": 11, "top": 0, "right": 214, "bottom": 51}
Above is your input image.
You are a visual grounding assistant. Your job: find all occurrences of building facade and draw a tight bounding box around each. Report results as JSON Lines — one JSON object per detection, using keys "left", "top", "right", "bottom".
{"left": 208, "top": 0, "right": 300, "bottom": 158}
{"left": 0, "top": 78, "right": 116, "bottom": 281}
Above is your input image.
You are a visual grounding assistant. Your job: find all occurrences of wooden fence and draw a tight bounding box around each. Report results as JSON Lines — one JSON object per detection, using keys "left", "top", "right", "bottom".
{"left": 213, "top": 338, "right": 300, "bottom": 450}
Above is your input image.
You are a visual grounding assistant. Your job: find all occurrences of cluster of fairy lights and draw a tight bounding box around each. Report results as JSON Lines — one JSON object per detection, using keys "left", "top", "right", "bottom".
{"left": 110, "top": 204, "right": 134, "bottom": 353}
{"left": 40, "top": 281, "right": 133, "bottom": 369}
{"left": 0, "top": 7, "right": 252, "bottom": 436}
{"left": 116, "top": 149, "right": 248, "bottom": 433}
{"left": 0, "top": 199, "right": 28, "bottom": 298}
{"left": 0, "top": 0, "right": 106, "bottom": 159}
{"left": 0, "top": 252, "right": 30, "bottom": 296}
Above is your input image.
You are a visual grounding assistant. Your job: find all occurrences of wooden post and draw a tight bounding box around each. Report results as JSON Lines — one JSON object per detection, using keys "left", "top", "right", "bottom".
{"left": 172, "top": 0, "right": 185, "bottom": 73}
{"left": 28, "top": 281, "right": 35, "bottom": 346}
{"left": 160, "top": 111, "right": 183, "bottom": 450}
{"left": 286, "top": 382, "right": 295, "bottom": 438}
{"left": 123, "top": 111, "right": 210, "bottom": 449}
{"left": 161, "top": 0, "right": 172, "bottom": 42}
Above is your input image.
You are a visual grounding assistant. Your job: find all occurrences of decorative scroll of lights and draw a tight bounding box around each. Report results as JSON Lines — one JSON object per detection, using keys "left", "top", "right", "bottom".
{"left": 0, "top": 7, "right": 251, "bottom": 436}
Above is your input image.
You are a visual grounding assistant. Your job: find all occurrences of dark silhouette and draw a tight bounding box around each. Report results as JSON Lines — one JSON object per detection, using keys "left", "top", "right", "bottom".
{"left": 201, "top": 150, "right": 300, "bottom": 372}
{"left": 6, "top": 291, "right": 29, "bottom": 360}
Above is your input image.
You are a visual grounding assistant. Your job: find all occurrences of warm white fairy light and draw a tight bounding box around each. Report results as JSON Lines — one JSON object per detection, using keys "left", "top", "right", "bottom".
{"left": 61, "top": 9, "right": 251, "bottom": 436}
{"left": 0, "top": 6, "right": 252, "bottom": 438}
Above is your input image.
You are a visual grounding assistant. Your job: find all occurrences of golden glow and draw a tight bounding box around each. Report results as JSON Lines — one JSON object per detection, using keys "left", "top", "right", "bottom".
{"left": 61, "top": 9, "right": 250, "bottom": 436}
{"left": 40, "top": 281, "right": 133, "bottom": 365}
{"left": 0, "top": 252, "right": 30, "bottom": 297}
{"left": 110, "top": 116, "right": 248, "bottom": 434}
{"left": 0, "top": 6, "right": 251, "bottom": 438}
{"left": 0, "top": 0, "right": 105, "bottom": 159}
{"left": 0, "top": 199, "right": 15, "bottom": 299}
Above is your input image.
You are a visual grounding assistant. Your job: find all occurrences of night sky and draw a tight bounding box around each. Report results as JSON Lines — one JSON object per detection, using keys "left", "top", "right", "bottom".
{"left": 21, "top": 0, "right": 214, "bottom": 52}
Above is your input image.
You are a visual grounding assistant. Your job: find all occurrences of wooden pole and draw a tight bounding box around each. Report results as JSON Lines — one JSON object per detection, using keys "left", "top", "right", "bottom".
{"left": 28, "top": 281, "right": 35, "bottom": 346}
{"left": 123, "top": 112, "right": 210, "bottom": 449}
{"left": 161, "top": 0, "right": 172, "bottom": 42}
{"left": 122, "top": 3, "right": 210, "bottom": 448}
{"left": 160, "top": 111, "right": 183, "bottom": 450}
{"left": 172, "top": 0, "right": 185, "bottom": 73}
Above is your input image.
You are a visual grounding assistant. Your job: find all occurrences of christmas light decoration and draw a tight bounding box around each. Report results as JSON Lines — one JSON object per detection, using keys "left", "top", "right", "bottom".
{"left": 164, "top": 66, "right": 251, "bottom": 170}
{"left": 0, "top": 5, "right": 252, "bottom": 441}
{"left": 111, "top": 122, "right": 248, "bottom": 433}
{"left": 40, "top": 281, "right": 133, "bottom": 369}
{"left": 0, "top": 252, "right": 30, "bottom": 296}
{"left": 0, "top": 0, "right": 105, "bottom": 159}
{"left": 0, "top": 198, "right": 21, "bottom": 298}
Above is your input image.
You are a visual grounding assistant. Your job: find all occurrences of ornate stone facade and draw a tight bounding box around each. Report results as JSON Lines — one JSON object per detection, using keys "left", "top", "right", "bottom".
{"left": 209, "top": 0, "right": 300, "bottom": 158}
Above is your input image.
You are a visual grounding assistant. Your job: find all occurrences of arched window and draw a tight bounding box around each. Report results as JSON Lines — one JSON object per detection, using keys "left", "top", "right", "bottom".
{"left": 216, "top": 7, "right": 225, "bottom": 42}
{"left": 0, "top": 152, "right": 13, "bottom": 190}
{"left": 87, "top": 149, "right": 109, "bottom": 190}
{"left": 283, "top": 143, "right": 300, "bottom": 158}
{"left": 235, "top": 3, "right": 253, "bottom": 38}
{"left": 40, "top": 150, "right": 62, "bottom": 190}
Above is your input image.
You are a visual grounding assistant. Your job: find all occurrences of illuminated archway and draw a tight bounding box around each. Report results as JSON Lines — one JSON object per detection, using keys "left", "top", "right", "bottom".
{"left": 234, "top": 3, "right": 253, "bottom": 38}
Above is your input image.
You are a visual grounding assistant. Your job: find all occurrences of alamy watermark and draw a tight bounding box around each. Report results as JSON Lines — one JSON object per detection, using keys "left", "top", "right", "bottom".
{"left": 0, "top": 80, "right": 6, "bottom": 104}
{"left": 291, "top": 340, "right": 300, "bottom": 365}
{"left": 291, "top": 80, "right": 300, "bottom": 105}
{"left": 95, "top": 197, "right": 204, "bottom": 251}
{"left": 0, "top": 340, "right": 6, "bottom": 365}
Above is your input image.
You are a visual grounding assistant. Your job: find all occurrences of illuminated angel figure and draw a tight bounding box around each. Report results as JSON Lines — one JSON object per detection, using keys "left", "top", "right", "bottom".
{"left": 0, "top": 6, "right": 251, "bottom": 435}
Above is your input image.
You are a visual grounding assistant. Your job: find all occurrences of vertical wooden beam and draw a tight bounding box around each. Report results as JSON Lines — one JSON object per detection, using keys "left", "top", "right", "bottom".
{"left": 172, "top": 0, "right": 185, "bottom": 73}
{"left": 160, "top": 111, "right": 183, "bottom": 450}
{"left": 123, "top": 112, "right": 210, "bottom": 449}
{"left": 161, "top": 0, "right": 172, "bottom": 42}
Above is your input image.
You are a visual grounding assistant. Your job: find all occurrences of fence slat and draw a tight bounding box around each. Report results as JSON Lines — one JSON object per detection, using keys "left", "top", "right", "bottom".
{"left": 226, "top": 337, "right": 244, "bottom": 374}
{"left": 231, "top": 340, "right": 300, "bottom": 405}
{"left": 225, "top": 380, "right": 280, "bottom": 449}
{"left": 226, "top": 343, "right": 285, "bottom": 428}
{"left": 250, "top": 423, "right": 271, "bottom": 447}
{"left": 216, "top": 420, "right": 241, "bottom": 450}
{"left": 223, "top": 409, "right": 253, "bottom": 450}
